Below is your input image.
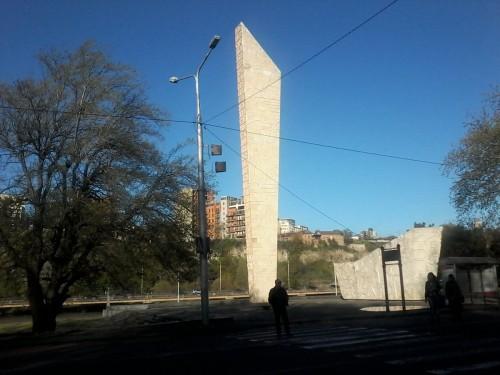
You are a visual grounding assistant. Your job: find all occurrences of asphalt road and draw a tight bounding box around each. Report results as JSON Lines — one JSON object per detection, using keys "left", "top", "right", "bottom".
{"left": 1, "top": 296, "right": 499, "bottom": 374}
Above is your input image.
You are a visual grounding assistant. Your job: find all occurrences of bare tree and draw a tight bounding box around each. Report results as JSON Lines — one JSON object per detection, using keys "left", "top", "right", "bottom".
{"left": 0, "top": 42, "right": 196, "bottom": 332}
{"left": 444, "top": 87, "right": 500, "bottom": 228}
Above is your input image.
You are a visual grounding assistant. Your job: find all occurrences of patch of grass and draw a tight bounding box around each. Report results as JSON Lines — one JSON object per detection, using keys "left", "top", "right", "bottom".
{"left": 0, "top": 312, "right": 103, "bottom": 335}
{"left": 0, "top": 319, "right": 32, "bottom": 334}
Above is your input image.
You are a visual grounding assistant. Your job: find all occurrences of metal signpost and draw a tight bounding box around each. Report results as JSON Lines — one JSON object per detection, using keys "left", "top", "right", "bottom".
{"left": 381, "top": 244, "right": 406, "bottom": 312}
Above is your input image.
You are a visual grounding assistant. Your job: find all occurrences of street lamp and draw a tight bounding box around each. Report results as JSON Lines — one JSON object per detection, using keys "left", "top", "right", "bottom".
{"left": 286, "top": 249, "right": 290, "bottom": 289}
{"left": 169, "top": 34, "right": 220, "bottom": 326}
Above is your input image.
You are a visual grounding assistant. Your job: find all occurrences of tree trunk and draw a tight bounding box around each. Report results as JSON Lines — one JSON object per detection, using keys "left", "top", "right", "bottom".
{"left": 27, "top": 272, "right": 58, "bottom": 333}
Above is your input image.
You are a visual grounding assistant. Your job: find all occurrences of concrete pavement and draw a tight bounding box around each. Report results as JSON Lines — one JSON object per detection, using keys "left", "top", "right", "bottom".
{"left": 1, "top": 295, "right": 499, "bottom": 374}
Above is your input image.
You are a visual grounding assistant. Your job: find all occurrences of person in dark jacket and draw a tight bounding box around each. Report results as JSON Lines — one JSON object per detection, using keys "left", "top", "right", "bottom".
{"left": 268, "top": 279, "right": 290, "bottom": 336}
{"left": 425, "top": 272, "right": 441, "bottom": 328}
{"left": 445, "top": 274, "right": 464, "bottom": 321}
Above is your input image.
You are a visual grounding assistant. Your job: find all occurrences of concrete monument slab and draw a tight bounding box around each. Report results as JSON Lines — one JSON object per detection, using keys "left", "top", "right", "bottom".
{"left": 235, "top": 23, "right": 281, "bottom": 303}
{"left": 335, "top": 227, "right": 443, "bottom": 300}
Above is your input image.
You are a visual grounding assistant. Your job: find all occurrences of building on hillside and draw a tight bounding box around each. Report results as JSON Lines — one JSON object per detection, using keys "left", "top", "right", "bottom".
{"left": 189, "top": 189, "right": 221, "bottom": 239}
{"left": 205, "top": 190, "right": 216, "bottom": 205}
{"left": 278, "top": 218, "right": 309, "bottom": 235}
{"left": 205, "top": 190, "right": 219, "bottom": 239}
{"left": 360, "top": 228, "right": 377, "bottom": 240}
{"left": 226, "top": 201, "right": 246, "bottom": 239}
{"left": 219, "top": 196, "right": 239, "bottom": 238}
{"left": 278, "top": 218, "right": 296, "bottom": 234}
{"left": 295, "top": 225, "right": 309, "bottom": 232}
{"left": 279, "top": 230, "right": 344, "bottom": 247}
{"left": 310, "top": 230, "right": 345, "bottom": 246}
{"left": 206, "top": 200, "right": 220, "bottom": 239}
{"left": 280, "top": 231, "right": 308, "bottom": 242}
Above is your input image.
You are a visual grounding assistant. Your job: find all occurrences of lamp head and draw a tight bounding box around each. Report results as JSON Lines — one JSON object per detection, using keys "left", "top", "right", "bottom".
{"left": 209, "top": 35, "right": 221, "bottom": 49}
{"left": 169, "top": 76, "right": 179, "bottom": 84}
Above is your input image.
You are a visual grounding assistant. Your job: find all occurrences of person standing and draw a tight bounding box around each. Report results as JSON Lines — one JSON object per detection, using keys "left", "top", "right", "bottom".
{"left": 445, "top": 274, "right": 464, "bottom": 321}
{"left": 425, "top": 272, "right": 441, "bottom": 329}
{"left": 268, "top": 279, "right": 290, "bottom": 336}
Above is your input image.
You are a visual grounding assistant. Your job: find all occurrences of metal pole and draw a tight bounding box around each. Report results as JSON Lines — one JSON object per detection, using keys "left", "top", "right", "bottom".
{"left": 479, "top": 267, "right": 486, "bottom": 305}
{"left": 140, "top": 265, "right": 144, "bottom": 297}
{"left": 287, "top": 251, "right": 290, "bottom": 288}
{"left": 219, "top": 259, "right": 222, "bottom": 294}
{"left": 177, "top": 272, "right": 180, "bottom": 303}
{"left": 195, "top": 73, "right": 210, "bottom": 326}
{"left": 398, "top": 259, "right": 406, "bottom": 311}
{"left": 335, "top": 269, "right": 338, "bottom": 296}
{"left": 467, "top": 269, "right": 473, "bottom": 303}
{"left": 169, "top": 35, "right": 220, "bottom": 326}
{"left": 381, "top": 248, "right": 390, "bottom": 312}
{"left": 106, "top": 288, "right": 110, "bottom": 309}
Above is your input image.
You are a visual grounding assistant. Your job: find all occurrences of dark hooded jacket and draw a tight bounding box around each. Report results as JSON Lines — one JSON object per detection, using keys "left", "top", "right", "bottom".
{"left": 268, "top": 285, "right": 289, "bottom": 308}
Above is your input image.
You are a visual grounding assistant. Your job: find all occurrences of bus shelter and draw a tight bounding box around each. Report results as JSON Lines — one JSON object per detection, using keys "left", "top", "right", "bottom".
{"left": 439, "top": 257, "right": 499, "bottom": 304}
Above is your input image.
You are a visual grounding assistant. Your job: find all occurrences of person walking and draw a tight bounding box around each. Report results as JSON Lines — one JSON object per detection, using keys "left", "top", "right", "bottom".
{"left": 425, "top": 272, "right": 441, "bottom": 330}
{"left": 445, "top": 274, "right": 464, "bottom": 321}
{"left": 268, "top": 279, "right": 290, "bottom": 336}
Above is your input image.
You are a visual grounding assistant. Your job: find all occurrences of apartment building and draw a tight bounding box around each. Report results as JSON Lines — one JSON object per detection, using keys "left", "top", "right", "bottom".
{"left": 206, "top": 201, "right": 220, "bottom": 239}
{"left": 219, "top": 196, "right": 239, "bottom": 238}
{"left": 278, "top": 218, "right": 309, "bottom": 235}
{"left": 278, "top": 218, "right": 296, "bottom": 234}
{"left": 226, "top": 201, "right": 246, "bottom": 239}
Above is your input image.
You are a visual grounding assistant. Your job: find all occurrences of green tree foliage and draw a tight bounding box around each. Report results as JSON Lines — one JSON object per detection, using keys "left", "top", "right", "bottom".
{"left": 211, "top": 255, "right": 248, "bottom": 292}
{"left": 278, "top": 238, "right": 308, "bottom": 254}
{"left": 441, "top": 224, "right": 500, "bottom": 258}
{"left": 278, "top": 240, "right": 336, "bottom": 289}
{"left": 444, "top": 88, "right": 500, "bottom": 227}
{"left": 209, "top": 239, "right": 247, "bottom": 291}
{"left": 0, "top": 43, "right": 197, "bottom": 332}
{"left": 441, "top": 225, "right": 487, "bottom": 257}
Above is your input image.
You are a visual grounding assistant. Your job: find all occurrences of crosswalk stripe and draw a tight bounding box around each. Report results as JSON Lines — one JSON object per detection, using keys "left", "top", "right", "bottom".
{"left": 242, "top": 328, "right": 390, "bottom": 344}
{"left": 294, "top": 329, "right": 408, "bottom": 345}
{"left": 234, "top": 326, "right": 362, "bottom": 340}
{"left": 233, "top": 325, "right": 419, "bottom": 351}
{"left": 386, "top": 344, "right": 500, "bottom": 366}
{"left": 305, "top": 333, "right": 417, "bottom": 350}
{"left": 353, "top": 336, "right": 442, "bottom": 358}
{"left": 267, "top": 327, "right": 384, "bottom": 341}
{"left": 229, "top": 323, "right": 500, "bottom": 373}
{"left": 427, "top": 360, "right": 500, "bottom": 375}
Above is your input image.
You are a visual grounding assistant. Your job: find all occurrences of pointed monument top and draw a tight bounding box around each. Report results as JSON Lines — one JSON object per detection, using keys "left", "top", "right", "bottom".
{"left": 235, "top": 22, "right": 280, "bottom": 74}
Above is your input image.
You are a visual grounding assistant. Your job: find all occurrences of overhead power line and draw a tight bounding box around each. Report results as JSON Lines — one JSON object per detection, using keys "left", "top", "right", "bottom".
{"left": 0, "top": 105, "right": 193, "bottom": 126}
{"left": 204, "top": 122, "right": 443, "bottom": 166}
{"left": 205, "top": 126, "right": 351, "bottom": 231}
{"left": 206, "top": 0, "right": 401, "bottom": 122}
{"left": 0, "top": 105, "right": 443, "bottom": 165}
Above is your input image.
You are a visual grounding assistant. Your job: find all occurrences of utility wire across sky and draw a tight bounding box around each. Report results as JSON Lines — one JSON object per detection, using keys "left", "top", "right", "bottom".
{"left": 205, "top": 0, "right": 401, "bottom": 123}
{"left": 205, "top": 126, "right": 351, "bottom": 231}
{"left": 0, "top": 105, "right": 443, "bottom": 166}
{"left": 203, "top": 121, "right": 444, "bottom": 166}
{"left": 0, "top": 104, "right": 354, "bottom": 230}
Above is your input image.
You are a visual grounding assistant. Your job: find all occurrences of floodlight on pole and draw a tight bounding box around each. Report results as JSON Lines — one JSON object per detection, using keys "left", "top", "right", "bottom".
{"left": 168, "top": 35, "right": 220, "bottom": 326}
{"left": 209, "top": 35, "right": 221, "bottom": 49}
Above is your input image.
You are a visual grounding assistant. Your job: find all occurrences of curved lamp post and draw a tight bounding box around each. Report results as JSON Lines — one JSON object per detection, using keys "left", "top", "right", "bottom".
{"left": 169, "top": 35, "right": 220, "bottom": 326}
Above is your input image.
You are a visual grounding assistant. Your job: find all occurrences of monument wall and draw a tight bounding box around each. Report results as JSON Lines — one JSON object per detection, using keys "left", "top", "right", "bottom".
{"left": 334, "top": 227, "right": 443, "bottom": 300}
{"left": 235, "top": 23, "right": 281, "bottom": 303}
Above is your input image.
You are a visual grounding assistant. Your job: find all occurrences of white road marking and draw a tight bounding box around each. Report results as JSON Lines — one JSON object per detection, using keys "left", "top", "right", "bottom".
{"left": 427, "top": 360, "right": 500, "bottom": 374}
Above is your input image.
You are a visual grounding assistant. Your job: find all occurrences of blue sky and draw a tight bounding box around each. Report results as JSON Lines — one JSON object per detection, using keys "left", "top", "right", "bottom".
{"left": 1, "top": 0, "right": 499, "bottom": 236}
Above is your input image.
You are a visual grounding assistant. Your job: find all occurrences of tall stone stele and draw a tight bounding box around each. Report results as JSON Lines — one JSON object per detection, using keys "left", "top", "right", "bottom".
{"left": 235, "top": 22, "right": 281, "bottom": 303}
